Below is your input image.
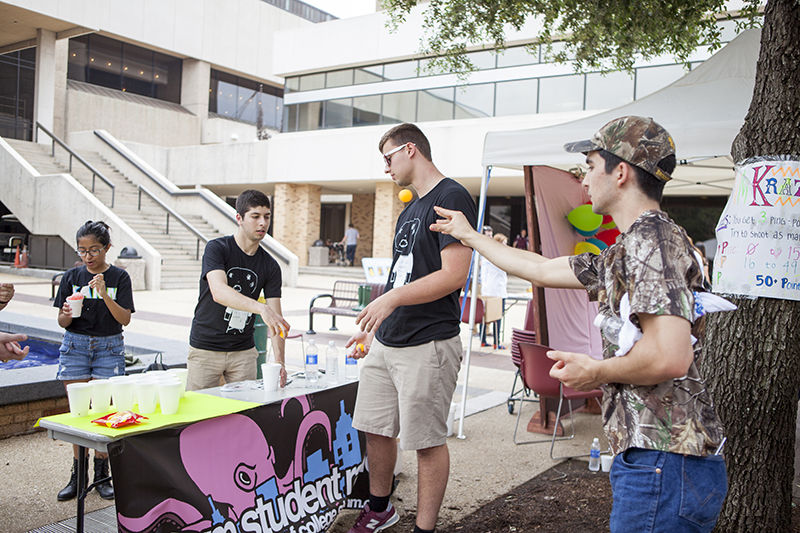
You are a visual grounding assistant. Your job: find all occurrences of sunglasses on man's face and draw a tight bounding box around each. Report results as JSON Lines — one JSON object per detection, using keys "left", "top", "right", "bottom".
{"left": 382, "top": 144, "right": 406, "bottom": 167}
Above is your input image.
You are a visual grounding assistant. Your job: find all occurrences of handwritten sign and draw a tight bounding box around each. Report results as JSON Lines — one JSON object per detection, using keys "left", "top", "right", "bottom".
{"left": 713, "top": 157, "right": 800, "bottom": 300}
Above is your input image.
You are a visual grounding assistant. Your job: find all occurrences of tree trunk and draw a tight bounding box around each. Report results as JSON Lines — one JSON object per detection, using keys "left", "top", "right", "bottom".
{"left": 703, "top": 0, "right": 800, "bottom": 530}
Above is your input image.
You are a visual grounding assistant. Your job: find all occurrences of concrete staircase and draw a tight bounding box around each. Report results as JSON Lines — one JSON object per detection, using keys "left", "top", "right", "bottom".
{"left": 6, "top": 139, "right": 220, "bottom": 289}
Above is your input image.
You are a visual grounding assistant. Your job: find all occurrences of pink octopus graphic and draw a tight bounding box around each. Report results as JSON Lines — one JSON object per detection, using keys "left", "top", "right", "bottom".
{"left": 118, "top": 396, "right": 331, "bottom": 532}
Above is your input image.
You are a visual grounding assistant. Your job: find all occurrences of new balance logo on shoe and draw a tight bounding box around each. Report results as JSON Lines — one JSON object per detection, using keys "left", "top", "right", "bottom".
{"left": 348, "top": 502, "right": 400, "bottom": 533}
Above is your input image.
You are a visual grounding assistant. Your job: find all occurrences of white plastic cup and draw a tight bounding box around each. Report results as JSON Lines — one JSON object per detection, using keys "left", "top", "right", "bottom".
{"left": 66, "top": 382, "right": 92, "bottom": 417}
{"left": 66, "top": 294, "right": 84, "bottom": 318}
{"left": 262, "top": 363, "right": 282, "bottom": 393}
{"left": 110, "top": 376, "right": 135, "bottom": 411}
{"left": 166, "top": 368, "right": 188, "bottom": 397}
{"left": 136, "top": 379, "right": 158, "bottom": 414}
{"left": 90, "top": 379, "right": 112, "bottom": 413}
{"left": 601, "top": 454, "right": 614, "bottom": 473}
{"left": 158, "top": 380, "right": 183, "bottom": 415}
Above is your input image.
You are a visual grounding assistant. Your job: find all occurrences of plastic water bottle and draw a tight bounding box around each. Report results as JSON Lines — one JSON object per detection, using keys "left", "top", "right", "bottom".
{"left": 345, "top": 349, "right": 358, "bottom": 380}
{"left": 325, "top": 341, "right": 338, "bottom": 383}
{"left": 595, "top": 314, "right": 623, "bottom": 346}
{"left": 305, "top": 339, "right": 319, "bottom": 385}
{"left": 589, "top": 437, "right": 601, "bottom": 471}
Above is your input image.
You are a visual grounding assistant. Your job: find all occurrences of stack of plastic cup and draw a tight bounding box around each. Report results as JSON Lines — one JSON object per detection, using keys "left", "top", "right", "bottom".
{"left": 90, "top": 379, "right": 112, "bottom": 414}
{"left": 66, "top": 382, "right": 92, "bottom": 417}
{"left": 136, "top": 378, "right": 159, "bottom": 414}
{"left": 109, "top": 375, "right": 136, "bottom": 411}
{"left": 166, "top": 368, "right": 188, "bottom": 397}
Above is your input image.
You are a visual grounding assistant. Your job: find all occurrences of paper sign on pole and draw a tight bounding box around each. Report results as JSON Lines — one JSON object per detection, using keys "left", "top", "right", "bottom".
{"left": 713, "top": 156, "right": 800, "bottom": 300}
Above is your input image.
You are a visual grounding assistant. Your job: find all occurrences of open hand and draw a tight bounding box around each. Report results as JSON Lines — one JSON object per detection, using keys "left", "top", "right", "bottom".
{"left": 345, "top": 331, "right": 372, "bottom": 359}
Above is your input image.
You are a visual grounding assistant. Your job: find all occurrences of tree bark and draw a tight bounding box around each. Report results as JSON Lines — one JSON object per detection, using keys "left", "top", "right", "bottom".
{"left": 703, "top": 0, "right": 800, "bottom": 530}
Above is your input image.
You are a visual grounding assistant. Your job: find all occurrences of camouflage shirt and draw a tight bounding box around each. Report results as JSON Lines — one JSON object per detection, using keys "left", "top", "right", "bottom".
{"left": 569, "top": 210, "right": 725, "bottom": 456}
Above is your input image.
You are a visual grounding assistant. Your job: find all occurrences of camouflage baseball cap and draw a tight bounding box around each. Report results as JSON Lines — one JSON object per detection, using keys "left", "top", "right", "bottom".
{"left": 563, "top": 116, "right": 676, "bottom": 182}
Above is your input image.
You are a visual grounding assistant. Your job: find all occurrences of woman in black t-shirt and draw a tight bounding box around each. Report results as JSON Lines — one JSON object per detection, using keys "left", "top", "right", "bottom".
{"left": 53, "top": 221, "right": 135, "bottom": 502}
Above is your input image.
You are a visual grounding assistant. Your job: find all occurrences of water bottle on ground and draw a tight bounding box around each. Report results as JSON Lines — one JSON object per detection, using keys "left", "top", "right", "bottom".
{"left": 326, "top": 341, "right": 338, "bottom": 383}
{"left": 305, "top": 339, "right": 319, "bottom": 385}
{"left": 589, "top": 437, "right": 601, "bottom": 471}
{"left": 345, "top": 347, "right": 359, "bottom": 380}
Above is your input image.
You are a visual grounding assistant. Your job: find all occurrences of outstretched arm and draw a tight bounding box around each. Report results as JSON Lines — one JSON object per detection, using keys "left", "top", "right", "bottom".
{"left": 430, "top": 206, "right": 582, "bottom": 289}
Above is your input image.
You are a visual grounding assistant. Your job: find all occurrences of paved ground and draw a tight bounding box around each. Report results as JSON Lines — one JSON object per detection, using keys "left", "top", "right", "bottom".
{"left": 0, "top": 267, "right": 601, "bottom": 532}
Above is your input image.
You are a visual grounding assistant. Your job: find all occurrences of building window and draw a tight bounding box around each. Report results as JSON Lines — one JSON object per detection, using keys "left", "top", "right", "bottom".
{"left": 0, "top": 48, "right": 35, "bottom": 141}
{"left": 496, "top": 45, "right": 540, "bottom": 68}
{"left": 68, "top": 34, "right": 182, "bottom": 103}
{"left": 353, "top": 95, "right": 381, "bottom": 126}
{"left": 382, "top": 91, "right": 417, "bottom": 124}
{"left": 538, "top": 74, "right": 584, "bottom": 113}
{"left": 383, "top": 60, "right": 418, "bottom": 81}
{"left": 455, "top": 83, "right": 494, "bottom": 119}
{"left": 324, "top": 98, "right": 353, "bottom": 128}
{"left": 210, "top": 70, "right": 283, "bottom": 130}
{"left": 585, "top": 70, "right": 635, "bottom": 110}
{"left": 326, "top": 69, "right": 354, "bottom": 88}
{"left": 418, "top": 87, "right": 454, "bottom": 121}
{"left": 495, "top": 78, "right": 538, "bottom": 116}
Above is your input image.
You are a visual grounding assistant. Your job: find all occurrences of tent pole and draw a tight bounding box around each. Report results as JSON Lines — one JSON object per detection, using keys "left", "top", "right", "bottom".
{"left": 457, "top": 165, "right": 491, "bottom": 439}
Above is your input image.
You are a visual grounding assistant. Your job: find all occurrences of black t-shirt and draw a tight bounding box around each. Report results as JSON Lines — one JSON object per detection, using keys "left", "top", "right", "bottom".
{"left": 53, "top": 265, "right": 135, "bottom": 337}
{"left": 190, "top": 235, "right": 282, "bottom": 351}
{"left": 376, "top": 178, "right": 477, "bottom": 347}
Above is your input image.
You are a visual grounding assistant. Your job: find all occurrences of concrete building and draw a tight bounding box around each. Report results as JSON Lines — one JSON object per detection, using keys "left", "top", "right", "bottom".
{"left": 0, "top": 1, "right": 746, "bottom": 285}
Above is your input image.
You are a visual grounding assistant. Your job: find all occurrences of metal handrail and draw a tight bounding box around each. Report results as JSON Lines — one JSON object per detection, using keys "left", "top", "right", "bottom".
{"left": 137, "top": 185, "right": 208, "bottom": 260}
{"left": 35, "top": 122, "right": 116, "bottom": 207}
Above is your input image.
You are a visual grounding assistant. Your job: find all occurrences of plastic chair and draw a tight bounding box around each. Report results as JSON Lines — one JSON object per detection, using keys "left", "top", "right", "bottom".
{"left": 458, "top": 296, "right": 484, "bottom": 324}
{"left": 513, "top": 341, "right": 602, "bottom": 459}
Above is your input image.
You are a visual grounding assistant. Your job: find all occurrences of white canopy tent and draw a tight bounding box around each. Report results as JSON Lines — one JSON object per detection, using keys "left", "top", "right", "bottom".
{"left": 456, "top": 29, "right": 760, "bottom": 438}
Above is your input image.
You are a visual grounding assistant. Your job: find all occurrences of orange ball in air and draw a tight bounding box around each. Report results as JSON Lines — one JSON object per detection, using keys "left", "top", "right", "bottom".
{"left": 398, "top": 189, "right": 413, "bottom": 203}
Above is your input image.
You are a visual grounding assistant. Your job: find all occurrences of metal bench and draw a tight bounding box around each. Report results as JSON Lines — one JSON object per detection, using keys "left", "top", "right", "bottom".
{"left": 307, "top": 280, "right": 385, "bottom": 334}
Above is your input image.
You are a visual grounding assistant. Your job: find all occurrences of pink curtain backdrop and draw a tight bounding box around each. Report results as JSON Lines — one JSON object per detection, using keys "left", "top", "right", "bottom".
{"left": 531, "top": 166, "right": 603, "bottom": 358}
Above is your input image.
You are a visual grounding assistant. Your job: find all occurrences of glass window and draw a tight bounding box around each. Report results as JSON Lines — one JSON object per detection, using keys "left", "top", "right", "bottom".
{"left": 455, "top": 83, "right": 494, "bottom": 119}
{"left": 539, "top": 74, "right": 584, "bottom": 112}
{"left": 67, "top": 39, "right": 88, "bottom": 82}
{"left": 324, "top": 98, "right": 353, "bottom": 128}
{"left": 67, "top": 34, "right": 181, "bottom": 103}
{"left": 353, "top": 95, "right": 381, "bottom": 126}
{"left": 299, "top": 73, "right": 325, "bottom": 91}
{"left": 384, "top": 60, "right": 418, "bottom": 80}
{"left": 297, "top": 101, "right": 323, "bottom": 131}
{"left": 0, "top": 49, "right": 36, "bottom": 140}
{"left": 585, "top": 70, "right": 635, "bottom": 110}
{"left": 495, "top": 78, "right": 538, "bottom": 116}
{"left": 260, "top": 92, "right": 283, "bottom": 130}
{"left": 283, "top": 104, "right": 298, "bottom": 132}
{"left": 417, "top": 87, "right": 454, "bottom": 121}
{"left": 382, "top": 91, "right": 417, "bottom": 124}
{"left": 355, "top": 65, "right": 383, "bottom": 84}
{"left": 466, "top": 50, "right": 496, "bottom": 70}
{"left": 496, "top": 45, "right": 539, "bottom": 67}
{"left": 210, "top": 70, "right": 283, "bottom": 128}
{"left": 285, "top": 76, "right": 299, "bottom": 92}
{"left": 541, "top": 41, "right": 575, "bottom": 63}
{"left": 326, "top": 69, "right": 353, "bottom": 88}
{"left": 635, "top": 64, "right": 688, "bottom": 98}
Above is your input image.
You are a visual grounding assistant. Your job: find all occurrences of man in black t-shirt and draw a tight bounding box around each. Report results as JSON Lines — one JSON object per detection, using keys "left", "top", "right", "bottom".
{"left": 345, "top": 124, "right": 477, "bottom": 533}
{"left": 187, "top": 190, "right": 290, "bottom": 391}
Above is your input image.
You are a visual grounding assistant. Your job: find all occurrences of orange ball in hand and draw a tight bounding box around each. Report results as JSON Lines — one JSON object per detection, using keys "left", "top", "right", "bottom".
{"left": 398, "top": 189, "right": 413, "bottom": 203}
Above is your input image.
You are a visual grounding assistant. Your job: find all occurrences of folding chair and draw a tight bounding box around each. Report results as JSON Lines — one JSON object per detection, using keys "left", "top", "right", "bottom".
{"left": 513, "top": 341, "right": 602, "bottom": 459}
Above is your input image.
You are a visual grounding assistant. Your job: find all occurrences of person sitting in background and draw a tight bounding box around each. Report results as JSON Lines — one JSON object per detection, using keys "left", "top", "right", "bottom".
{"left": 513, "top": 229, "right": 528, "bottom": 249}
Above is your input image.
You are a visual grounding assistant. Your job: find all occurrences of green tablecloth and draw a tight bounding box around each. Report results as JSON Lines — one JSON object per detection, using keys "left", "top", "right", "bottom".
{"left": 36, "top": 391, "right": 260, "bottom": 439}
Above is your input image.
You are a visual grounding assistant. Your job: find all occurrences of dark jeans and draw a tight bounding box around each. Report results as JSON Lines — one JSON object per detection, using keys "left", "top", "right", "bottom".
{"left": 610, "top": 447, "right": 727, "bottom": 533}
{"left": 345, "top": 244, "right": 357, "bottom": 264}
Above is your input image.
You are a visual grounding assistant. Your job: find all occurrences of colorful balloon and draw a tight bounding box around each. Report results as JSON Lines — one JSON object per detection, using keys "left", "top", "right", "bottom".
{"left": 587, "top": 237, "right": 607, "bottom": 250}
{"left": 596, "top": 228, "right": 621, "bottom": 246}
{"left": 574, "top": 241, "right": 602, "bottom": 255}
{"left": 567, "top": 204, "right": 603, "bottom": 233}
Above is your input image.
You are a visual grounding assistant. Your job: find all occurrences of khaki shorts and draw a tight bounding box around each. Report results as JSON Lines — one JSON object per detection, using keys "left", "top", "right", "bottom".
{"left": 186, "top": 346, "right": 258, "bottom": 391}
{"left": 353, "top": 335, "right": 462, "bottom": 450}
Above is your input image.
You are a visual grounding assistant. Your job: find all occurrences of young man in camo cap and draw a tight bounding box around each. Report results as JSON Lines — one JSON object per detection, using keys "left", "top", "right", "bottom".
{"left": 430, "top": 116, "right": 727, "bottom": 532}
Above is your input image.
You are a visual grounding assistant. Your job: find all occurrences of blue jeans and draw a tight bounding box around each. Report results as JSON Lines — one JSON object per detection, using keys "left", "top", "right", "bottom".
{"left": 57, "top": 331, "right": 126, "bottom": 380}
{"left": 610, "top": 448, "right": 727, "bottom": 533}
{"left": 345, "top": 244, "right": 357, "bottom": 264}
